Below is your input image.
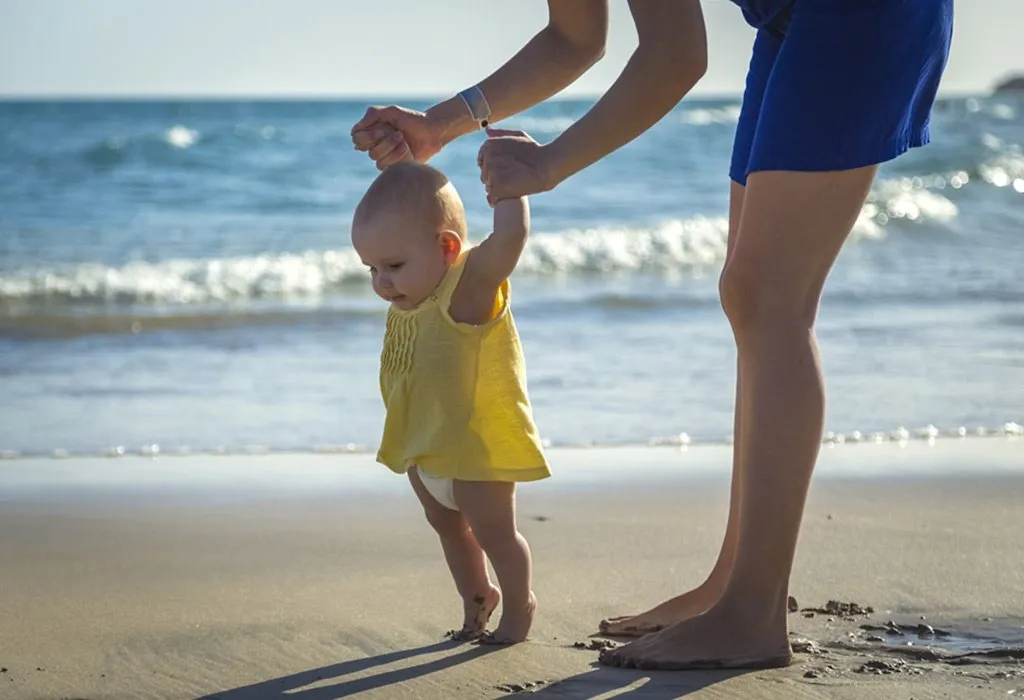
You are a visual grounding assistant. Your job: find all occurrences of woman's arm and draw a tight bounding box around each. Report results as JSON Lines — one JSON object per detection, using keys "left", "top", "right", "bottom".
{"left": 426, "top": 1, "right": 610, "bottom": 147}
{"left": 478, "top": 0, "right": 707, "bottom": 201}
{"left": 352, "top": 1, "right": 608, "bottom": 167}
{"left": 536, "top": 1, "right": 710, "bottom": 194}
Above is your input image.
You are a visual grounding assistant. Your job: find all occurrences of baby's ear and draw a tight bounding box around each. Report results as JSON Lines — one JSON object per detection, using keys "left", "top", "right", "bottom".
{"left": 438, "top": 230, "right": 463, "bottom": 263}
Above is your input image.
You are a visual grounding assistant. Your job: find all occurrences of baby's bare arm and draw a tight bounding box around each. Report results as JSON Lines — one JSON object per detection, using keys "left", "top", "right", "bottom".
{"left": 451, "top": 198, "right": 530, "bottom": 323}
{"left": 472, "top": 197, "right": 530, "bottom": 285}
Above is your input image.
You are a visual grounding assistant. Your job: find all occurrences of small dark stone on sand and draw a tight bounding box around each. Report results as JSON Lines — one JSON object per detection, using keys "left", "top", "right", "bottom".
{"left": 532, "top": 516, "right": 549, "bottom": 522}
{"left": 574, "top": 639, "right": 617, "bottom": 651}
{"left": 802, "top": 663, "right": 835, "bottom": 679}
{"left": 856, "top": 659, "right": 921, "bottom": 675}
{"left": 917, "top": 624, "right": 935, "bottom": 637}
{"left": 803, "top": 664, "right": 839, "bottom": 680}
{"left": 860, "top": 622, "right": 907, "bottom": 636}
{"left": 0, "top": 668, "right": 5, "bottom": 673}
{"left": 496, "top": 681, "right": 547, "bottom": 693}
{"left": 801, "top": 600, "right": 873, "bottom": 619}
{"left": 881, "top": 620, "right": 905, "bottom": 635}
{"left": 803, "top": 611, "right": 815, "bottom": 618}
{"left": 788, "top": 596, "right": 799, "bottom": 612}
{"left": 791, "top": 638, "right": 823, "bottom": 655}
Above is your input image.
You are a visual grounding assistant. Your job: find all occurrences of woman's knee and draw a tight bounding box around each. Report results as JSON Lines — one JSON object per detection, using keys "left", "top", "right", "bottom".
{"left": 719, "top": 253, "right": 816, "bottom": 331}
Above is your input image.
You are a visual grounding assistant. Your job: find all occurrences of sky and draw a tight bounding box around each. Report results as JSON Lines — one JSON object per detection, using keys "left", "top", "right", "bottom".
{"left": 1, "top": 0, "right": 1021, "bottom": 98}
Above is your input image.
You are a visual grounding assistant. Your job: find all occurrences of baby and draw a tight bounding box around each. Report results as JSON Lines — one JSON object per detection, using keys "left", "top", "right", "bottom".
{"left": 351, "top": 161, "right": 550, "bottom": 644}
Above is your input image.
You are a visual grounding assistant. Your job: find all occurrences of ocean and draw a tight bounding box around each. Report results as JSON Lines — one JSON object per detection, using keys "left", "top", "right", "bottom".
{"left": 1, "top": 97, "right": 1021, "bottom": 458}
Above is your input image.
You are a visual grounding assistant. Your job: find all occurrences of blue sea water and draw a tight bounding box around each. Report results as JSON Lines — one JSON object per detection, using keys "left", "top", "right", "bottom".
{"left": 0, "top": 97, "right": 1022, "bottom": 456}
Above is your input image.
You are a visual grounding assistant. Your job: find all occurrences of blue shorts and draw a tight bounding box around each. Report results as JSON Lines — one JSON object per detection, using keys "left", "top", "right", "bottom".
{"left": 730, "top": 0, "right": 954, "bottom": 185}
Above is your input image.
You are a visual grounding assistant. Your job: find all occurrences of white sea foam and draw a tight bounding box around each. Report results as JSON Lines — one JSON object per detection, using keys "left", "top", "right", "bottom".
{"left": 862, "top": 177, "right": 960, "bottom": 229}
{"left": 499, "top": 116, "right": 577, "bottom": 134}
{"left": 679, "top": 105, "right": 742, "bottom": 126}
{"left": 0, "top": 186, "right": 965, "bottom": 308}
{"left": 0, "top": 219, "right": 731, "bottom": 305}
{"left": 164, "top": 125, "right": 199, "bottom": 149}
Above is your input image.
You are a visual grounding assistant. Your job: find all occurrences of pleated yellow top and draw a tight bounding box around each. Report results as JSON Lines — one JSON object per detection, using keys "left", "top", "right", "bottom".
{"left": 376, "top": 252, "right": 550, "bottom": 482}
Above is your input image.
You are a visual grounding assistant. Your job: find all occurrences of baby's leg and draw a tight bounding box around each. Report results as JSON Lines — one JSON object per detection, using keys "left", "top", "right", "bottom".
{"left": 453, "top": 480, "right": 536, "bottom": 644}
{"left": 408, "top": 468, "right": 499, "bottom": 640}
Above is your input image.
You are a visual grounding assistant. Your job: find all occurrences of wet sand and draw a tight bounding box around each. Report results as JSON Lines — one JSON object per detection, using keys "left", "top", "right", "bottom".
{"left": 1, "top": 439, "right": 1023, "bottom": 699}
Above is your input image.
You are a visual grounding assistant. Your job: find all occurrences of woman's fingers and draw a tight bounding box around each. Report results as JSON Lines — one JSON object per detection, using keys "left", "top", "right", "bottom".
{"left": 352, "top": 125, "right": 394, "bottom": 151}
{"left": 483, "top": 158, "right": 517, "bottom": 201}
{"left": 350, "top": 105, "right": 391, "bottom": 135}
{"left": 367, "top": 129, "right": 406, "bottom": 164}
{"left": 376, "top": 137, "right": 413, "bottom": 170}
{"left": 478, "top": 140, "right": 492, "bottom": 183}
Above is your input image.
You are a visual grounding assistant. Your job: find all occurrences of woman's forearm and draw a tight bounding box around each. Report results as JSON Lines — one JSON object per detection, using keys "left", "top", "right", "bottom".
{"left": 426, "top": 9, "right": 607, "bottom": 147}
{"left": 543, "top": 3, "right": 708, "bottom": 187}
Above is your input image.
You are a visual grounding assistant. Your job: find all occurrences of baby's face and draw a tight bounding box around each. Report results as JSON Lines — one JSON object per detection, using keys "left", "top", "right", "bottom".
{"left": 352, "top": 212, "right": 452, "bottom": 311}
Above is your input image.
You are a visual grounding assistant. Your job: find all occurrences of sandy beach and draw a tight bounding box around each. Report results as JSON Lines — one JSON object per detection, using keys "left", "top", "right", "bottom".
{"left": 2, "top": 438, "right": 1023, "bottom": 699}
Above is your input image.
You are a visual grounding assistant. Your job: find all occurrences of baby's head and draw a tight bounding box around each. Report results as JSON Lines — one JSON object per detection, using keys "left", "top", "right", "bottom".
{"left": 352, "top": 162, "right": 467, "bottom": 310}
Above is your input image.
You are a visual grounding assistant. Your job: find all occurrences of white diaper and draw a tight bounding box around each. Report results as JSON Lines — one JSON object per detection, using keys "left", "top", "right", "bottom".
{"left": 414, "top": 466, "right": 459, "bottom": 511}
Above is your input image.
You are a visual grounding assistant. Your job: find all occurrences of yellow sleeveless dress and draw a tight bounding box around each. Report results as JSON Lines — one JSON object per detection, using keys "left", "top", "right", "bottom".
{"left": 377, "top": 252, "right": 550, "bottom": 482}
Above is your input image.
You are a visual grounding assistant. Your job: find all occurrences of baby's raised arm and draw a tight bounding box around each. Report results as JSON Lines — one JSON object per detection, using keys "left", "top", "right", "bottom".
{"left": 471, "top": 197, "right": 530, "bottom": 285}
{"left": 450, "top": 197, "right": 530, "bottom": 324}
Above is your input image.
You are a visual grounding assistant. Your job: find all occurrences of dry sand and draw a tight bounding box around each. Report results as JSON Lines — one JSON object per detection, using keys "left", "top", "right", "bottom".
{"left": 1, "top": 439, "right": 1023, "bottom": 699}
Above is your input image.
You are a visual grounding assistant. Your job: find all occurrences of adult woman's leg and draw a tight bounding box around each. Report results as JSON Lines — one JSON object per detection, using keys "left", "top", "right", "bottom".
{"left": 599, "top": 181, "right": 747, "bottom": 637}
{"left": 601, "top": 165, "right": 877, "bottom": 669}
{"left": 599, "top": 22, "right": 783, "bottom": 638}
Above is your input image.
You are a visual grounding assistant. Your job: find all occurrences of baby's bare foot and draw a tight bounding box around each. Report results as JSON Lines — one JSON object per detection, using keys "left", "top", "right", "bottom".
{"left": 479, "top": 592, "right": 537, "bottom": 645}
{"left": 447, "top": 585, "right": 501, "bottom": 641}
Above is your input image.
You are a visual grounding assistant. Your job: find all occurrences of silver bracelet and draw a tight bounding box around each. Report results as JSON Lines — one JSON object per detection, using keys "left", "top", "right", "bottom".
{"left": 457, "top": 85, "right": 491, "bottom": 129}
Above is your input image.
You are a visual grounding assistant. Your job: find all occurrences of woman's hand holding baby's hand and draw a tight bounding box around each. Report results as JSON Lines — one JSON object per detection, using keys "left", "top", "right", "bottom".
{"left": 477, "top": 128, "right": 555, "bottom": 205}
{"left": 351, "top": 105, "right": 445, "bottom": 169}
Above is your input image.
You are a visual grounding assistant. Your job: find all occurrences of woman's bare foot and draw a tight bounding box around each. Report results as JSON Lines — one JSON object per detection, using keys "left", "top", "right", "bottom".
{"left": 598, "top": 600, "right": 792, "bottom": 671}
{"left": 448, "top": 585, "right": 501, "bottom": 641}
{"left": 599, "top": 578, "right": 725, "bottom": 637}
{"left": 478, "top": 592, "right": 537, "bottom": 645}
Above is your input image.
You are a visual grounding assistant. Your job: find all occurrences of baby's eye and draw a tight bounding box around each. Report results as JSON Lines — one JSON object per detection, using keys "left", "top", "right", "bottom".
{"left": 387, "top": 263, "right": 404, "bottom": 271}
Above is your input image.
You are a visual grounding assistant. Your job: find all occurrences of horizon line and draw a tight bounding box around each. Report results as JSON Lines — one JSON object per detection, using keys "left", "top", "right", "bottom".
{"left": 0, "top": 89, "right": 996, "bottom": 102}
